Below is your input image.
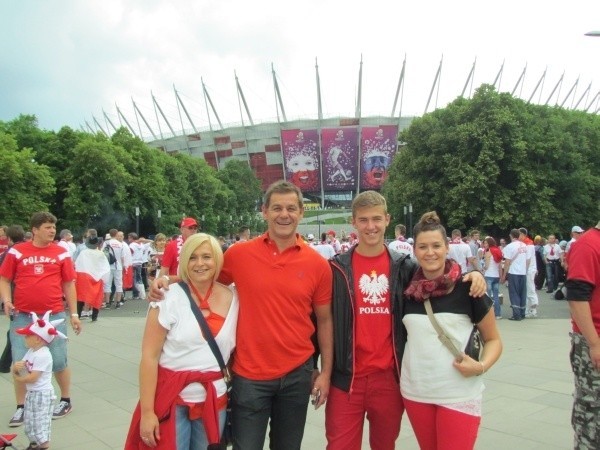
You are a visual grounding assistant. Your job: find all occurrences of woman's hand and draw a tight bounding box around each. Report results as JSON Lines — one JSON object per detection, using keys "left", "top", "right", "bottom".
{"left": 140, "top": 411, "right": 161, "bottom": 447}
{"left": 452, "top": 354, "right": 485, "bottom": 378}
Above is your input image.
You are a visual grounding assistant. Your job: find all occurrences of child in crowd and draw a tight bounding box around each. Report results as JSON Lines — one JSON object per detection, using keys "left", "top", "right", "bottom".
{"left": 12, "top": 311, "right": 67, "bottom": 450}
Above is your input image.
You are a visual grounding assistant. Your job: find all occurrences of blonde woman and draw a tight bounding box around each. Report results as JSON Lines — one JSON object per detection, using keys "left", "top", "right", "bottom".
{"left": 125, "top": 233, "right": 238, "bottom": 449}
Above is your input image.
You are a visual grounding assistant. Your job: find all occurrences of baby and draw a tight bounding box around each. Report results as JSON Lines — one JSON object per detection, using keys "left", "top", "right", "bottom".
{"left": 13, "top": 311, "right": 66, "bottom": 450}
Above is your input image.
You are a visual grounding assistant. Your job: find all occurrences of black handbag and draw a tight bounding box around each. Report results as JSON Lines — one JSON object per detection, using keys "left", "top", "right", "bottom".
{"left": 179, "top": 282, "right": 233, "bottom": 449}
{"left": 424, "top": 300, "right": 483, "bottom": 362}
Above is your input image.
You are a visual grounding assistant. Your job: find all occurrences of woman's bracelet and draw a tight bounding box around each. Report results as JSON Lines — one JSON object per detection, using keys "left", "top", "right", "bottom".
{"left": 478, "top": 361, "right": 486, "bottom": 376}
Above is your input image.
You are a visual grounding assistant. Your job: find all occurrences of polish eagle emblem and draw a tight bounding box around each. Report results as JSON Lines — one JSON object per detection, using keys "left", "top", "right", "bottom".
{"left": 359, "top": 270, "right": 389, "bottom": 305}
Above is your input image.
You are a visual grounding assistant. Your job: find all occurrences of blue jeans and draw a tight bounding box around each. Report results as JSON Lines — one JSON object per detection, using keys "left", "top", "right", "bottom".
{"left": 485, "top": 276, "right": 501, "bottom": 317}
{"left": 175, "top": 404, "right": 226, "bottom": 450}
{"left": 231, "top": 358, "right": 313, "bottom": 450}
{"left": 507, "top": 274, "right": 527, "bottom": 319}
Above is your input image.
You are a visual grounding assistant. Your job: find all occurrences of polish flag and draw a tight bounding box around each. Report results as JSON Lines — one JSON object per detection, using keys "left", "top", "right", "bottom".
{"left": 75, "top": 250, "right": 110, "bottom": 309}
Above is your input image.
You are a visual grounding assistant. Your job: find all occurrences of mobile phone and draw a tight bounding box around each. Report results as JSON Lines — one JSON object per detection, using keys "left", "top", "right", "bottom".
{"left": 311, "top": 390, "right": 321, "bottom": 406}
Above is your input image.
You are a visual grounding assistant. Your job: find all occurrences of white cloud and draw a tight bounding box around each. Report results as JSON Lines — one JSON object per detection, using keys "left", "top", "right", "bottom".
{"left": 1, "top": 0, "right": 599, "bottom": 132}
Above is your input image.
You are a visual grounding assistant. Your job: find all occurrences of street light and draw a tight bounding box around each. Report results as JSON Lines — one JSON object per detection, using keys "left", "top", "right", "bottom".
{"left": 403, "top": 205, "right": 408, "bottom": 227}
{"left": 135, "top": 206, "right": 140, "bottom": 236}
{"left": 157, "top": 209, "right": 161, "bottom": 233}
{"left": 585, "top": 31, "right": 600, "bottom": 36}
{"left": 408, "top": 203, "right": 413, "bottom": 238}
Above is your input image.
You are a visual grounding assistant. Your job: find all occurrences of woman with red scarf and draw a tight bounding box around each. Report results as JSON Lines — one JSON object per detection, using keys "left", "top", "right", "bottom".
{"left": 125, "top": 233, "right": 238, "bottom": 449}
{"left": 483, "top": 236, "right": 503, "bottom": 319}
{"left": 401, "top": 212, "right": 503, "bottom": 450}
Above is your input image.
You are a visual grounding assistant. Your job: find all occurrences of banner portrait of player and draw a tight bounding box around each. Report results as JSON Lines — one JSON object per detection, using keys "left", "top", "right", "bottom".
{"left": 360, "top": 125, "right": 398, "bottom": 189}
{"left": 281, "top": 129, "right": 320, "bottom": 192}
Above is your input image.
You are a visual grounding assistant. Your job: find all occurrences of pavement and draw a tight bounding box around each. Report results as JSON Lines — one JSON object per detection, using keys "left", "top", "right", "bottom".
{"left": 1, "top": 286, "right": 576, "bottom": 449}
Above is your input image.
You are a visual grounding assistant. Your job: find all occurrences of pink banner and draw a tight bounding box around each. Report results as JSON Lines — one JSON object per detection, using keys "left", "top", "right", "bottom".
{"left": 360, "top": 125, "right": 398, "bottom": 190}
{"left": 322, "top": 127, "right": 359, "bottom": 191}
{"left": 281, "top": 129, "right": 320, "bottom": 192}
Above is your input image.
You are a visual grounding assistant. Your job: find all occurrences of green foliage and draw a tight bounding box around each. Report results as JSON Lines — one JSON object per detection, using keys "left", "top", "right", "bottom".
{"left": 383, "top": 84, "right": 600, "bottom": 238}
{"left": 0, "top": 131, "right": 55, "bottom": 223}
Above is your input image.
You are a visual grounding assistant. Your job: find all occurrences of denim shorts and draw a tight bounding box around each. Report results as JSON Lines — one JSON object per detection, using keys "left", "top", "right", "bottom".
{"left": 10, "top": 311, "right": 69, "bottom": 372}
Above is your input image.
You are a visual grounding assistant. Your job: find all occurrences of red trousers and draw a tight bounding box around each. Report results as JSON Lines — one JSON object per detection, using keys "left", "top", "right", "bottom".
{"left": 325, "top": 368, "right": 403, "bottom": 450}
{"left": 403, "top": 397, "right": 481, "bottom": 450}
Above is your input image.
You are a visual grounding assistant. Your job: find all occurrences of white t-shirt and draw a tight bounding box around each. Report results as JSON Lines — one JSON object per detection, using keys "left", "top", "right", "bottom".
{"left": 313, "top": 242, "right": 336, "bottom": 259}
{"left": 22, "top": 346, "right": 54, "bottom": 391}
{"left": 103, "top": 238, "right": 126, "bottom": 270}
{"left": 525, "top": 243, "right": 537, "bottom": 274}
{"left": 503, "top": 240, "right": 528, "bottom": 275}
{"left": 447, "top": 241, "right": 473, "bottom": 274}
{"left": 150, "top": 283, "right": 239, "bottom": 403}
{"left": 484, "top": 253, "right": 501, "bottom": 278}
{"left": 388, "top": 239, "right": 414, "bottom": 258}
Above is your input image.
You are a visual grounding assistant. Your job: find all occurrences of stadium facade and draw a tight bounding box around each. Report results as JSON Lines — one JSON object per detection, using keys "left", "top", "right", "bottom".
{"left": 90, "top": 58, "right": 597, "bottom": 206}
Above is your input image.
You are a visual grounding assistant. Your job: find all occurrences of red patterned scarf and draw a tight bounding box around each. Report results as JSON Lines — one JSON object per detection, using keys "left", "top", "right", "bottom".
{"left": 404, "top": 260, "right": 462, "bottom": 302}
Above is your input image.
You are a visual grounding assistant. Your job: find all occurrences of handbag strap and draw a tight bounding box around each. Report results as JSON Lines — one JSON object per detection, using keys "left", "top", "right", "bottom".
{"left": 423, "top": 299, "right": 463, "bottom": 360}
{"left": 178, "top": 281, "right": 231, "bottom": 384}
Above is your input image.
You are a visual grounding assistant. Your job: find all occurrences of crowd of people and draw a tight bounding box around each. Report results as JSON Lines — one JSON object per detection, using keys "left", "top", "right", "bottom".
{"left": 0, "top": 185, "right": 596, "bottom": 450}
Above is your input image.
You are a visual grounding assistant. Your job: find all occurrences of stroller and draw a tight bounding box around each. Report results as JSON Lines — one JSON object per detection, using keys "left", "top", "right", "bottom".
{"left": 0, "top": 434, "right": 17, "bottom": 449}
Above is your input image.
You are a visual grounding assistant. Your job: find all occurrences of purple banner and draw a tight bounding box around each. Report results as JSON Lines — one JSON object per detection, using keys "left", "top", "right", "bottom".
{"left": 322, "top": 127, "right": 359, "bottom": 191}
{"left": 360, "top": 125, "right": 398, "bottom": 190}
{"left": 281, "top": 129, "right": 320, "bottom": 192}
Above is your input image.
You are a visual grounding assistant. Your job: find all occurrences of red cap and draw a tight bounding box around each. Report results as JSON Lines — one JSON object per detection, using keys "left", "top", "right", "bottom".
{"left": 327, "top": 230, "right": 336, "bottom": 237}
{"left": 180, "top": 217, "right": 198, "bottom": 228}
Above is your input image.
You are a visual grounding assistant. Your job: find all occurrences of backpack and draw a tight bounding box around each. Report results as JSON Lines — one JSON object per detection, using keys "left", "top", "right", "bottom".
{"left": 103, "top": 244, "right": 117, "bottom": 265}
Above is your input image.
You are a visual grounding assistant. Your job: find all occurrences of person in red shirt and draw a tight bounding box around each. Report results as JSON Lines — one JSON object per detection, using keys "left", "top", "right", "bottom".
{"left": 327, "top": 192, "right": 487, "bottom": 450}
{"left": 566, "top": 221, "right": 600, "bottom": 449}
{"left": 159, "top": 217, "right": 198, "bottom": 277}
{"left": 151, "top": 181, "right": 333, "bottom": 449}
{"left": 0, "top": 212, "right": 81, "bottom": 427}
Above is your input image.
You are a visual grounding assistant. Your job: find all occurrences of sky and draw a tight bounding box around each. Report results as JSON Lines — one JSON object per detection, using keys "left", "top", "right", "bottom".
{"left": 1, "top": 1, "right": 600, "bottom": 138}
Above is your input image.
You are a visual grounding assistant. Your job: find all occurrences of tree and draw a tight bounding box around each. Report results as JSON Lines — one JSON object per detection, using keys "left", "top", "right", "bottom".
{"left": 383, "top": 84, "right": 600, "bottom": 239}
{"left": 0, "top": 131, "right": 55, "bottom": 224}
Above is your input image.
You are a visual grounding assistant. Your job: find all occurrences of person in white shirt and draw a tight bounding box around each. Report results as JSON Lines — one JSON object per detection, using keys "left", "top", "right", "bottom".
{"left": 57, "top": 229, "right": 77, "bottom": 259}
{"left": 501, "top": 229, "right": 528, "bottom": 321}
{"left": 128, "top": 233, "right": 152, "bottom": 300}
{"left": 387, "top": 224, "right": 414, "bottom": 258}
{"left": 13, "top": 311, "right": 67, "bottom": 450}
{"left": 102, "top": 229, "right": 126, "bottom": 308}
{"left": 447, "top": 230, "right": 475, "bottom": 274}
{"left": 519, "top": 228, "right": 538, "bottom": 318}
{"left": 313, "top": 233, "right": 336, "bottom": 260}
{"left": 543, "top": 234, "right": 562, "bottom": 292}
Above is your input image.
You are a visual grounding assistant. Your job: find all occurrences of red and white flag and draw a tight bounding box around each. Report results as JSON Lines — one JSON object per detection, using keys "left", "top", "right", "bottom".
{"left": 75, "top": 249, "right": 110, "bottom": 309}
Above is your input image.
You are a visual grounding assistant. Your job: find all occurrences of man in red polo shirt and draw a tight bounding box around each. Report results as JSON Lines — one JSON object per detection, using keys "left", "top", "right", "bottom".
{"left": 159, "top": 217, "right": 198, "bottom": 277}
{"left": 0, "top": 212, "right": 81, "bottom": 427}
{"left": 151, "top": 182, "right": 333, "bottom": 449}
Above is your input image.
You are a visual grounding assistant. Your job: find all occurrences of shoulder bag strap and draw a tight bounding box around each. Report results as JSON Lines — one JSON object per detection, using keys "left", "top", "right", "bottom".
{"left": 423, "top": 299, "right": 463, "bottom": 361}
{"left": 178, "top": 282, "right": 230, "bottom": 383}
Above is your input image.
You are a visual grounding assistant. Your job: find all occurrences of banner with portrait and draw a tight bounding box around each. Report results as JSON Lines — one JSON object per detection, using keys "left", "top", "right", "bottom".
{"left": 321, "top": 127, "right": 359, "bottom": 191}
{"left": 281, "top": 129, "right": 320, "bottom": 192}
{"left": 359, "top": 125, "right": 398, "bottom": 190}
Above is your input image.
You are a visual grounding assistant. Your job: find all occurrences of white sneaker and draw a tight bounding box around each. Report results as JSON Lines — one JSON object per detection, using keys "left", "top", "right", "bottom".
{"left": 525, "top": 310, "right": 538, "bottom": 318}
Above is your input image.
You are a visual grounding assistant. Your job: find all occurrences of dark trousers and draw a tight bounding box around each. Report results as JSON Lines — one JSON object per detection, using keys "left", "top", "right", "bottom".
{"left": 545, "top": 261, "right": 560, "bottom": 291}
{"left": 508, "top": 273, "right": 527, "bottom": 319}
{"left": 231, "top": 358, "right": 313, "bottom": 450}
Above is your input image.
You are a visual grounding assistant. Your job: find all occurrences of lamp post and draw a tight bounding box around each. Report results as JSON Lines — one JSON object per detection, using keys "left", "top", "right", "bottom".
{"left": 585, "top": 31, "right": 600, "bottom": 36}
{"left": 157, "top": 210, "right": 161, "bottom": 233}
{"left": 408, "top": 203, "right": 413, "bottom": 238}
{"left": 135, "top": 206, "right": 140, "bottom": 236}
{"left": 403, "top": 205, "right": 408, "bottom": 228}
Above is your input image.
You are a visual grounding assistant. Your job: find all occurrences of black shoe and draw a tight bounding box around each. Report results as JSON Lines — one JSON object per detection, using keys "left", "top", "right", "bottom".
{"left": 546, "top": 290, "right": 553, "bottom": 293}
{"left": 508, "top": 316, "right": 523, "bottom": 321}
